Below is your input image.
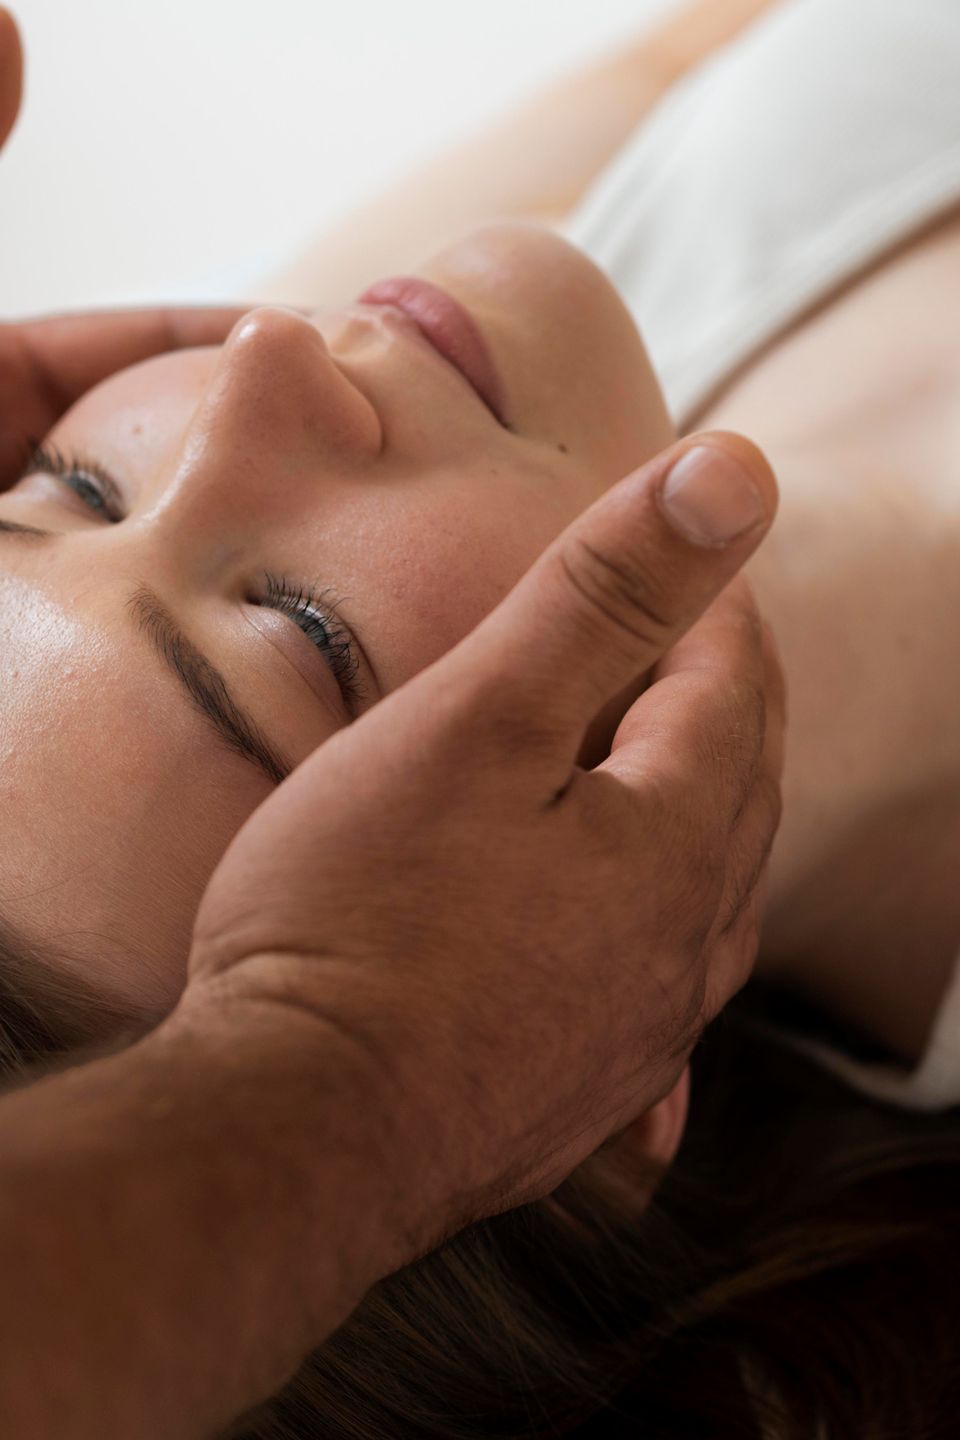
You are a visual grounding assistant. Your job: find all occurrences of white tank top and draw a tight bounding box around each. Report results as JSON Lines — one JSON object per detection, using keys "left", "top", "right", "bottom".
{"left": 563, "top": 0, "right": 960, "bottom": 1110}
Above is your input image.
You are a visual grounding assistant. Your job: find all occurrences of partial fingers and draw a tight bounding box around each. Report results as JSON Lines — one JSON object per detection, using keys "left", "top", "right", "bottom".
{"left": 9, "top": 304, "right": 250, "bottom": 409}
{"left": 0, "top": 7, "right": 23, "bottom": 149}
{"left": 719, "top": 766, "right": 782, "bottom": 949}
{"left": 598, "top": 576, "right": 771, "bottom": 834}
{"left": 440, "top": 433, "right": 777, "bottom": 787}
{"left": 701, "top": 624, "right": 786, "bottom": 1014}
{"left": 0, "top": 305, "right": 249, "bottom": 487}
{"left": 701, "top": 886, "right": 766, "bottom": 1028}
{"left": 755, "top": 617, "right": 787, "bottom": 788}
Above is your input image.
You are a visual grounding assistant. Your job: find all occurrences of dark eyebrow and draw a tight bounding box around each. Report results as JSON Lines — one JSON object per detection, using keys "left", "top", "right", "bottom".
{"left": 0, "top": 520, "right": 291, "bottom": 785}
{"left": 127, "top": 585, "right": 292, "bottom": 787}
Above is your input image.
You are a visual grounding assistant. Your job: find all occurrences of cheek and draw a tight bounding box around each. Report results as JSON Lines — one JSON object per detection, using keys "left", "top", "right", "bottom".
{"left": 350, "top": 490, "right": 572, "bottom": 687}
{"left": 429, "top": 221, "right": 675, "bottom": 475}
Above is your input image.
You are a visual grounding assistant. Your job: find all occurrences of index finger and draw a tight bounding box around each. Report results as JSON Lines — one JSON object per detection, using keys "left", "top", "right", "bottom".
{"left": 598, "top": 574, "right": 786, "bottom": 834}
{"left": 0, "top": 305, "right": 249, "bottom": 486}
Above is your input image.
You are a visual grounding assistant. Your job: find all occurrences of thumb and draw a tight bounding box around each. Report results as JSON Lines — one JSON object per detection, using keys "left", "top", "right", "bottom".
{"left": 0, "top": 8, "right": 23, "bottom": 150}
{"left": 444, "top": 432, "right": 778, "bottom": 767}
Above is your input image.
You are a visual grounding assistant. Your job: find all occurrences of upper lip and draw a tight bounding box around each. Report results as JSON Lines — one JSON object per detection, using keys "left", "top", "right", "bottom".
{"left": 355, "top": 276, "right": 510, "bottom": 427}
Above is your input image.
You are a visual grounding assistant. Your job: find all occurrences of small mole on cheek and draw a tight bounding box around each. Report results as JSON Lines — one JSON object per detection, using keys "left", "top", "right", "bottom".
{"left": 132, "top": 425, "right": 143, "bottom": 438}
{"left": 557, "top": 441, "right": 569, "bottom": 455}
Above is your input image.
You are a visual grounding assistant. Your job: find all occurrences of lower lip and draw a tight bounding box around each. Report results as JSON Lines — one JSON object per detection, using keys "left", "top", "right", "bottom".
{"left": 355, "top": 276, "right": 509, "bottom": 426}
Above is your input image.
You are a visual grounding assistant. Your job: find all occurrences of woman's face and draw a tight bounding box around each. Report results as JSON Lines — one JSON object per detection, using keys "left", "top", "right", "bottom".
{"left": 0, "top": 222, "right": 673, "bottom": 1016}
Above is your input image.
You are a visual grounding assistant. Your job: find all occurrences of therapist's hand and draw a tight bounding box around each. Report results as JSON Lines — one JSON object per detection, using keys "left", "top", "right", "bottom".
{"left": 0, "top": 303, "right": 250, "bottom": 485}
{"left": 0, "top": 8, "right": 246, "bottom": 486}
{"left": 185, "top": 432, "right": 784, "bottom": 1273}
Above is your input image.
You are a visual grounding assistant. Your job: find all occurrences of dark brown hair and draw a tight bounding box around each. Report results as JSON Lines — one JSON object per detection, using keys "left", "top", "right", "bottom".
{"left": 3, "top": 927, "right": 959, "bottom": 1439}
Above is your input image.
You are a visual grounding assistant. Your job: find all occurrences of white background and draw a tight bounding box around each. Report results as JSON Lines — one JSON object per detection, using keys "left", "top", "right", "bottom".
{"left": 0, "top": 0, "right": 679, "bottom": 316}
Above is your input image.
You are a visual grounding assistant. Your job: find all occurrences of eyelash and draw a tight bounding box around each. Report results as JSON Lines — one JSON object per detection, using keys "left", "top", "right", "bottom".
{"left": 25, "top": 441, "right": 366, "bottom": 709}
{"left": 26, "top": 440, "right": 124, "bottom": 522}
{"left": 259, "top": 573, "right": 366, "bottom": 707}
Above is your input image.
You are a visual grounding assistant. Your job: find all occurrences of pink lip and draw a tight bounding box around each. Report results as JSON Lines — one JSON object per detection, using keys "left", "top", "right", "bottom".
{"left": 355, "top": 276, "right": 510, "bottom": 427}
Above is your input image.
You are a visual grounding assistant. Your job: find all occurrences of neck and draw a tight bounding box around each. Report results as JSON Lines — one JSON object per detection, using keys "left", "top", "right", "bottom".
{"left": 742, "top": 447, "right": 960, "bottom": 1064}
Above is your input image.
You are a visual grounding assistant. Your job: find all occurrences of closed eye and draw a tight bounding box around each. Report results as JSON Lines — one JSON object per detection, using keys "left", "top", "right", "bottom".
{"left": 19, "top": 440, "right": 374, "bottom": 714}
{"left": 23, "top": 440, "right": 125, "bottom": 522}
{"left": 253, "top": 573, "right": 367, "bottom": 710}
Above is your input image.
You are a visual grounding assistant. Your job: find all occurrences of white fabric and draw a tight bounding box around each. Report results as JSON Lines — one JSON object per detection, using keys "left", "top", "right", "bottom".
{"left": 563, "top": 0, "right": 960, "bottom": 1109}
{"left": 562, "top": 0, "right": 960, "bottom": 430}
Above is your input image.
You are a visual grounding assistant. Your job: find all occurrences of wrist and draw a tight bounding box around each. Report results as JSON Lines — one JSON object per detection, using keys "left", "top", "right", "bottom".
{"left": 176, "top": 958, "right": 448, "bottom": 1286}
{"left": 0, "top": 972, "right": 417, "bottom": 1440}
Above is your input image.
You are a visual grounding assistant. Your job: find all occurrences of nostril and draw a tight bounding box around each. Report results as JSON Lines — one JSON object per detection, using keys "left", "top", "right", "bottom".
{"left": 208, "top": 306, "right": 384, "bottom": 460}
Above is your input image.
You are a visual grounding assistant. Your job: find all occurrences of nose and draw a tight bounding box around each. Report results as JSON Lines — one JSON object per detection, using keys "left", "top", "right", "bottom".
{"left": 141, "top": 306, "right": 382, "bottom": 566}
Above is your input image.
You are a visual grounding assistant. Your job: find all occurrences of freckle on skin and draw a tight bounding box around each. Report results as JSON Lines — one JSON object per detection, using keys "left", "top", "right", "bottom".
{"left": 558, "top": 442, "right": 569, "bottom": 454}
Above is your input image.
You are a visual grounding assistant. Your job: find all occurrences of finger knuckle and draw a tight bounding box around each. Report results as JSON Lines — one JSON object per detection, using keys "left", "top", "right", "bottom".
{"left": 720, "top": 794, "right": 781, "bottom": 938}
{"left": 469, "top": 671, "right": 564, "bottom": 760}
{"left": 560, "top": 537, "right": 674, "bottom": 653}
{"left": 726, "top": 673, "right": 768, "bottom": 744}
{"left": 702, "top": 681, "right": 766, "bottom": 805}
{"left": 653, "top": 808, "right": 727, "bottom": 944}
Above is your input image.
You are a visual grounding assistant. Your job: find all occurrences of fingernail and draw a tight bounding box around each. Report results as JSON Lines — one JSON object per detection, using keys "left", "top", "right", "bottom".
{"left": 659, "top": 445, "right": 767, "bottom": 547}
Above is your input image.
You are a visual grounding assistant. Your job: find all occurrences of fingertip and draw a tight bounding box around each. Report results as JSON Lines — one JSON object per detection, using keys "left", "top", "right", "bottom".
{"left": 0, "top": 6, "right": 23, "bottom": 150}
{"left": 657, "top": 432, "right": 778, "bottom": 550}
{"left": 691, "top": 430, "right": 780, "bottom": 521}
{"left": 0, "top": 9, "right": 23, "bottom": 65}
